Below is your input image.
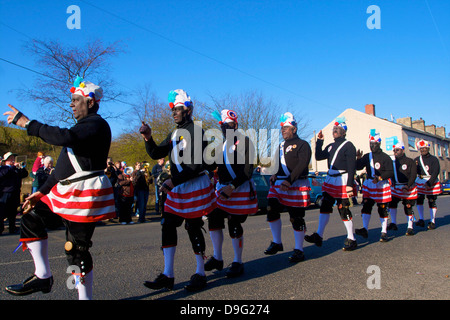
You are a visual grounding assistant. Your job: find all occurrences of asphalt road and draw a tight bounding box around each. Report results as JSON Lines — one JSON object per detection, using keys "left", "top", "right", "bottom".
{"left": 1, "top": 195, "right": 449, "bottom": 306}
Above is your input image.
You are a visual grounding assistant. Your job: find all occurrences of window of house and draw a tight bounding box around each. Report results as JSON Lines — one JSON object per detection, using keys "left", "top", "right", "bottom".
{"left": 437, "top": 143, "right": 442, "bottom": 157}
{"left": 408, "top": 136, "right": 416, "bottom": 150}
{"left": 445, "top": 143, "right": 449, "bottom": 157}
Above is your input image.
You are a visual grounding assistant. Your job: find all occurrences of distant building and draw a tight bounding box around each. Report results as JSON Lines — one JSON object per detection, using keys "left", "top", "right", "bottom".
{"left": 311, "top": 104, "right": 450, "bottom": 182}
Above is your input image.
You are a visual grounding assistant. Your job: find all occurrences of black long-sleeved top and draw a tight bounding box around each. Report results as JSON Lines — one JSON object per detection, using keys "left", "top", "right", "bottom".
{"left": 26, "top": 113, "right": 112, "bottom": 194}
{"left": 315, "top": 137, "right": 356, "bottom": 187}
{"left": 356, "top": 149, "right": 394, "bottom": 181}
{"left": 216, "top": 133, "right": 254, "bottom": 188}
{"left": 145, "top": 120, "right": 210, "bottom": 187}
{"left": 392, "top": 154, "right": 417, "bottom": 188}
{"left": 414, "top": 153, "right": 440, "bottom": 186}
{"left": 0, "top": 165, "right": 28, "bottom": 194}
{"left": 275, "top": 135, "right": 311, "bottom": 184}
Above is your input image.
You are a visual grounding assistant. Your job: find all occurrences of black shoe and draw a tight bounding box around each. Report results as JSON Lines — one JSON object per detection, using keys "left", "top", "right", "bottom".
{"left": 355, "top": 228, "right": 369, "bottom": 239}
{"left": 405, "top": 228, "right": 415, "bottom": 236}
{"left": 5, "top": 275, "right": 53, "bottom": 296}
{"left": 427, "top": 222, "right": 436, "bottom": 230}
{"left": 304, "top": 232, "right": 323, "bottom": 247}
{"left": 144, "top": 273, "right": 174, "bottom": 290}
{"left": 387, "top": 223, "right": 398, "bottom": 231}
{"left": 204, "top": 257, "right": 223, "bottom": 272}
{"left": 288, "top": 249, "right": 305, "bottom": 263}
{"left": 379, "top": 233, "right": 389, "bottom": 242}
{"left": 184, "top": 273, "right": 207, "bottom": 292}
{"left": 342, "top": 238, "right": 357, "bottom": 251}
{"left": 226, "top": 262, "right": 244, "bottom": 278}
{"left": 264, "top": 242, "right": 284, "bottom": 255}
{"left": 415, "top": 219, "right": 425, "bottom": 227}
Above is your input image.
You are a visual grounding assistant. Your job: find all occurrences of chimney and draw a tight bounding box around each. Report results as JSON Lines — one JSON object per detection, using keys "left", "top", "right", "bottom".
{"left": 412, "top": 119, "right": 425, "bottom": 131}
{"left": 436, "top": 126, "right": 446, "bottom": 138}
{"left": 425, "top": 125, "right": 436, "bottom": 135}
{"left": 397, "top": 117, "right": 412, "bottom": 127}
{"left": 365, "top": 104, "right": 376, "bottom": 116}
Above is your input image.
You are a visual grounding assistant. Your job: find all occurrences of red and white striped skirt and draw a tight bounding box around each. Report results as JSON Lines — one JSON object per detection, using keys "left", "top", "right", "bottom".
{"left": 391, "top": 184, "right": 418, "bottom": 200}
{"left": 41, "top": 172, "right": 116, "bottom": 223}
{"left": 164, "top": 174, "right": 216, "bottom": 218}
{"left": 362, "top": 179, "right": 391, "bottom": 203}
{"left": 267, "top": 179, "right": 311, "bottom": 208}
{"left": 415, "top": 177, "right": 442, "bottom": 195}
{"left": 322, "top": 173, "right": 349, "bottom": 199}
{"left": 216, "top": 179, "right": 258, "bottom": 215}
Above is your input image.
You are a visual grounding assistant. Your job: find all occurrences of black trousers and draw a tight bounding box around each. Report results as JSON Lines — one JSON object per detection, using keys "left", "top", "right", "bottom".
{"left": 20, "top": 201, "right": 96, "bottom": 273}
{"left": 207, "top": 208, "right": 248, "bottom": 238}
{"left": 161, "top": 212, "right": 206, "bottom": 254}
{"left": 0, "top": 191, "right": 20, "bottom": 233}
{"left": 266, "top": 198, "right": 306, "bottom": 231}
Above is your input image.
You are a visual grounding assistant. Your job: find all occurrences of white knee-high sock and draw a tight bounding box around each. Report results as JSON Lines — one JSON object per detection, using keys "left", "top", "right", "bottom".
{"left": 430, "top": 207, "right": 437, "bottom": 223}
{"left": 27, "top": 239, "right": 52, "bottom": 279}
{"left": 390, "top": 208, "right": 397, "bottom": 224}
{"left": 163, "top": 246, "right": 176, "bottom": 278}
{"left": 417, "top": 205, "right": 424, "bottom": 220}
{"left": 316, "top": 214, "right": 330, "bottom": 238}
{"left": 269, "top": 219, "right": 282, "bottom": 244}
{"left": 209, "top": 229, "right": 224, "bottom": 261}
{"left": 232, "top": 236, "right": 244, "bottom": 263}
{"left": 293, "top": 230, "right": 305, "bottom": 251}
{"left": 343, "top": 220, "right": 355, "bottom": 240}
{"left": 407, "top": 215, "right": 414, "bottom": 229}
{"left": 77, "top": 270, "right": 93, "bottom": 300}
{"left": 380, "top": 217, "right": 388, "bottom": 233}
{"left": 362, "top": 213, "right": 371, "bottom": 230}
{"left": 195, "top": 253, "right": 205, "bottom": 276}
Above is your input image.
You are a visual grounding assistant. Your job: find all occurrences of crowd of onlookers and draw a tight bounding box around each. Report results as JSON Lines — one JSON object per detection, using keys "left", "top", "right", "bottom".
{"left": 0, "top": 150, "right": 170, "bottom": 235}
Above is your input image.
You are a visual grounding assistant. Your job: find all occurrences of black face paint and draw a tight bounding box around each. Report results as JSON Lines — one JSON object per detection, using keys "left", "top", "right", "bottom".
{"left": 370, "top": 142, "right": 381, "bottom": 153}
{"left": 221, "top": 122, "right": 236, "bottom": 137}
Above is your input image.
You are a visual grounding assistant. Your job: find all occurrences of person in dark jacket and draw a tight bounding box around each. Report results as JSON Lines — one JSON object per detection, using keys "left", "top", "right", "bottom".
{"left": 131, "top": 162, "right": 150, "bottom": 223}
{"left": 204, "top": 109, "right": 257, "bottom": 278}
{"left": 117, "top": 167, "right": 135, "bottom": 224}
{"left": 141, "top": 89, "right": 216, "bottom": 292}
{"left": 305, "top": 117, "right": 357, "bottom": 251}
{"left": 264, "top": 112, "right": 311, "bottom": 263}
{"left": 387, "top": 140, "right": 418, "bottom": 236}
{"left": 0, "top": 152, "right": 28, "bottom": 234}
{"left": 414, "top": 139, "right": 441, "bottom": 229}
{"left": 3, "top": 77, "right": 114, "bottom": 300}
{"left": 355, "top": 130, "right": 394, "bottom": 242}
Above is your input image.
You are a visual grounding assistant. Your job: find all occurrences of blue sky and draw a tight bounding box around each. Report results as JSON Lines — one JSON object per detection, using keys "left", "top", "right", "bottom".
{"left": 1, "top": 0, "right": 449, "bottom": 140}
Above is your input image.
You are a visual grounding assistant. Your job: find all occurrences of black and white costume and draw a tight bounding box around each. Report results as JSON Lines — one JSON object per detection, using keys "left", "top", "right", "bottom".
{"left": 265, "top": 112, "right": 311, "bottom": 262}
{"left": 388, "top": 141, "right": 417, "bottom": 235}
{"left": 305, "top": 119, "right": 357, "bottom": 250}
{"left": 414, "top": 139, "right": 441, "bottom": 229}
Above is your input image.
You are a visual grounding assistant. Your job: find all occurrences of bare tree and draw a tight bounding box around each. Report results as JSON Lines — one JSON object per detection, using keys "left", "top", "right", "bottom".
{"left": 14, "top": 38, "right": 125, "bottom": 125}
{"left": 203, "top": 90, "right": 310, "bottom": 166}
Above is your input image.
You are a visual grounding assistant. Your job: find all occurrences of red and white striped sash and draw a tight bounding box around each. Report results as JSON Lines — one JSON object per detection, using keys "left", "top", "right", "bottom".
{"left": 268, "top": 179, "right": 311, "bottom": 208}
{"left": 362, "top": 179, "right": 391, "bottom": 203}
{"left": 323, "top": 173, "right": 349, "bottom": 199}
{"left": 41, "top": 171, "right": 115, "bottom": 223}
{"left": 415, "top": 177, "right": 441, "bottom": 195}
{"left": 391, "top": 184, "right": 418, "bottom": 200}
{"left": 164, "top": 174, "right": 216, "bottom": 218}
{"left": 215, "top": 179, "right": 258, "bottom": 215}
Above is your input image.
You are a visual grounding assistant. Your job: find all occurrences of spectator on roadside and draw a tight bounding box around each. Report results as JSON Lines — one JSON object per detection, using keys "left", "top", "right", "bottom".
{"left": 117, "top": 166, "right": 134, "bottom": 225}
{"left": 105, "top": 157, "right": 120, "bottom": 219}
{"left": 152, "top": 158, "right": 164, "bottom": 214}
{"left": 131, "top": 162, "right": 151, "bottom": 223}
{"left": 0, "top": 152, "right": 28, "bottom": 235}
{"left": 35, "top": 156, "right": 54, "bottom": 190}
{"left": 30, "top": 151, "right": 45, "bottom": 193}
